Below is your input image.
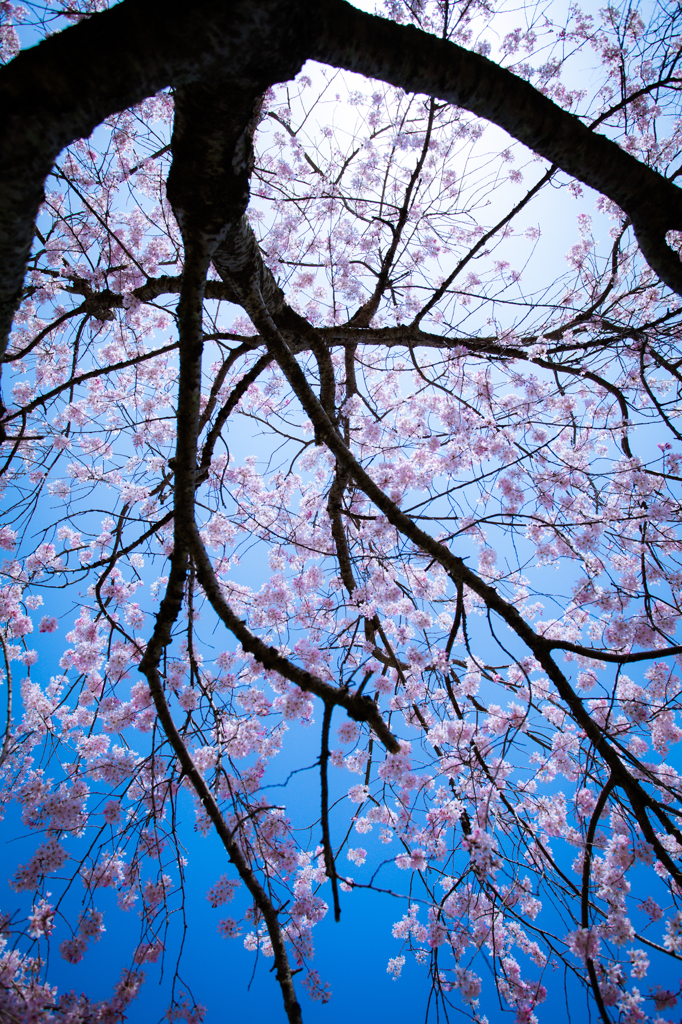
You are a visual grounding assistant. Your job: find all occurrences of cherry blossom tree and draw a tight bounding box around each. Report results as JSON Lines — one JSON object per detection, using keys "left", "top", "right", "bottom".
{"left": 1, "top": 0, "right": 682, "bottom": 1021}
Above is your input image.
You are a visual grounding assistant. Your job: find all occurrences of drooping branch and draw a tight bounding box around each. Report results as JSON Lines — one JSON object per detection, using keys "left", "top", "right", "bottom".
{"left": 226, "top": 270, "right": 682, "bottom": 886}
{"left": 138, "top": 80, "right": 399, "bottom": 1017}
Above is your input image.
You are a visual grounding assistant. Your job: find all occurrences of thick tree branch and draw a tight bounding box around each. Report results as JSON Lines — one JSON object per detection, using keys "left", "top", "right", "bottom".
{"left": 188, "top": 527, "right": 400, "bottom": 753}
{"left": 0, "top": 0, "right": 321, "bottom": 358}
{"left": 312, "top": 1, "right": 682, "bottom": 296}
{"left": 4, "top": 0, "right": 682, "bottom": 374}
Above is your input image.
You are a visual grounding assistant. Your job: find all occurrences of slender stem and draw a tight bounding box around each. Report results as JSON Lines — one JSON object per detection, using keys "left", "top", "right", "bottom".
{"left": 0, "top": 629, "right": 13, "bottom": 767}
{"left": 581, "top": 776, "right": 615, "bottom": 1024}
{"left": 320, "top": 702, "right": 341, "bottom": 922}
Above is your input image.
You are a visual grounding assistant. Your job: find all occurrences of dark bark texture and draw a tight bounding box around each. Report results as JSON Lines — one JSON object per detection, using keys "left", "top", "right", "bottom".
{"left": 1, "top": 0, "right": 681, "bottom": 375}
{"left": 0, "top": 0, "right": 322, "bottom": 364}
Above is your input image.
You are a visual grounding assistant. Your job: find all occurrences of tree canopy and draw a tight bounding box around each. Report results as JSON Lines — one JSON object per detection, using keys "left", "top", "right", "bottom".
{"left": 1, "top": 1, "right": 682, "bottom": 1022}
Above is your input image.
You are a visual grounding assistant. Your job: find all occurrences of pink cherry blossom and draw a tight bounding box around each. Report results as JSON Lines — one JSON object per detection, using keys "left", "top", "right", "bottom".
{"left": 2, "top": 3, "right": 682, "bottom": 1022}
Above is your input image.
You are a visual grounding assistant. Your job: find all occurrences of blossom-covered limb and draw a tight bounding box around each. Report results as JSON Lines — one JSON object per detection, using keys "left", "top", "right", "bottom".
{"left": 244, "top": 281, "right": 682, "bottom": 887}
{"left": 188, "top": 526, "right": 400, "bottom": 753}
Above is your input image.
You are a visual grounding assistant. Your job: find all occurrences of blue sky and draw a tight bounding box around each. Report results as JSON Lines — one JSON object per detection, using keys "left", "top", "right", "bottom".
{"left": 3, "top": 2, "right": 682, "bottom": 1022}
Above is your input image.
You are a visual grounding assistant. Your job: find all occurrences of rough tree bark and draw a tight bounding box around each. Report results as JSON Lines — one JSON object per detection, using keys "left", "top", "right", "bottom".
{"left": 2, "top": 3, "right": 682, "bottom": 1022}
{"left": 2, "top": 0, "right": 682, "bottom": 373}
